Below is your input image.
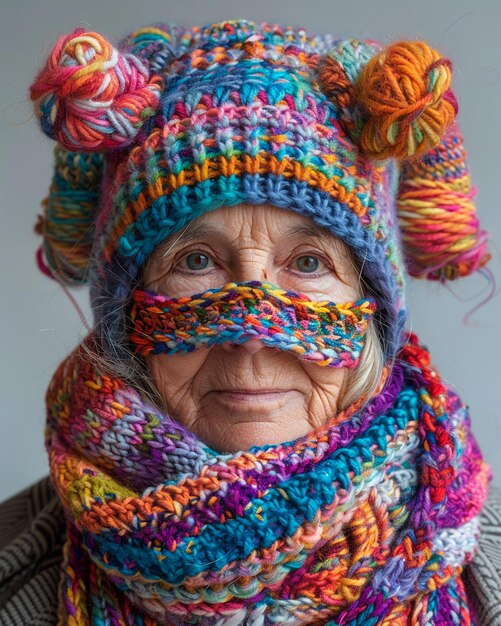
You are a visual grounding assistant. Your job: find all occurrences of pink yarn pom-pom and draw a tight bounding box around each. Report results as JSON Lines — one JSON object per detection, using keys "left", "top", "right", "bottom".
{"left": 29, "top": 28, "right": 163, "bottom": 152}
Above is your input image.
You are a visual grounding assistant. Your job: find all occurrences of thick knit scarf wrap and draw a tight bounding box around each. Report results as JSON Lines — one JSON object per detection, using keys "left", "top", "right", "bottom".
{"left": 45, "top": 332, "right": 492, "bottom": 626}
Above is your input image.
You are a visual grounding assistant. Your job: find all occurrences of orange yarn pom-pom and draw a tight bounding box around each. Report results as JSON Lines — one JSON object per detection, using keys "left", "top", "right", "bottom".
{"left": 29, "top": 28, "right": 163, "bottom": 152}
{"left": 356, "top": 41, "right": 458, "bottom": 161}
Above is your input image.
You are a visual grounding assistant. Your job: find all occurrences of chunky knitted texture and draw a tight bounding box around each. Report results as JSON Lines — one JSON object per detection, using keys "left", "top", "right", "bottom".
{"left": 24, "top": 23, "right": 407, "bottom": 364}
{"left": 34, "top": 147, "right": 105, "bottom": 285}
{"left": 44, "top": 331, "right": 492, "bottom": 625}
{"left": 88, "top": 21, "right": 406, "bottom": 363}
{"left": 397, "top": 123, "right": 491, "bottom": 281}
{"left": 128, "top": 281, "right": 377, "bottom": 367}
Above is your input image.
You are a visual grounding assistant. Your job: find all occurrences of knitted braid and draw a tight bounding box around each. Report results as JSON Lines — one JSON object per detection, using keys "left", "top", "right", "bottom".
{"left": 128, "top": 281, "right": 377, "bottom": 367}
{"left": 397, "top": 123, "right": 491, "bottom": 281}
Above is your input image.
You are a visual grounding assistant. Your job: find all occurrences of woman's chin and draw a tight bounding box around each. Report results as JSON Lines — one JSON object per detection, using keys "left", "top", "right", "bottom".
{"left": 203, "top": 424, "right": 302, "bottom": 453}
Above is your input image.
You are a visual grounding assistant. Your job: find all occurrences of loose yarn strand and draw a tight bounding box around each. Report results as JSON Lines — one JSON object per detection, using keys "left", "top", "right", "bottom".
{"left": 34, "top": 245, "right": 92, "bottom": 332}
{"left": 457, "top": 265, "right": 496, "bottom": 328}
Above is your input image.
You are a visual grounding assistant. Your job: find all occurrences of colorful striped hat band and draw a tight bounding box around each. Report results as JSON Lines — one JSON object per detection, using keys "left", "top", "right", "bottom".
{"left": 128, "top": 280, "right": 377, "bottom": 367}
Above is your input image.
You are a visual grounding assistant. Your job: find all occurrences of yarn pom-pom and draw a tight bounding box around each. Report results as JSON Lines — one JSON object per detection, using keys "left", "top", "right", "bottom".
{"left": 397, "top": 123, "right": 491, "bottom": 281}
{"left": 34, "top": 144, "right": 104, "bottom": 285}
{"left": 29, "top": 28, "right": 163, "bottom": 152}
{"left": 356, "top": 41, "right": 458, "bottom": 161}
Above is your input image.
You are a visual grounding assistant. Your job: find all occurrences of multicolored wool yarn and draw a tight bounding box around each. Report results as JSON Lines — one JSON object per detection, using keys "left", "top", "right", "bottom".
{"left": 29, "top": 18, "right": 494, "bottom": 626}
{"left": 45, "top": 331, "right": 492, "bottom": 625}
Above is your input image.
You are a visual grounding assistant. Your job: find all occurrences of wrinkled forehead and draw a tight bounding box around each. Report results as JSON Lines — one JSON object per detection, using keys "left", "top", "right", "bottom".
{"left": 144, "top": 202, "right": 356, "bottom": 266}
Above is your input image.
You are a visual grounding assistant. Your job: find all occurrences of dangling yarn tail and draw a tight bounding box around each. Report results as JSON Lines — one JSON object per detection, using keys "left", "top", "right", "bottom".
{"left": 444, "top": 264, "right": 497, "bottom": 328}
{"left": 34, "top": 214, "right": 92, "bottom": 333}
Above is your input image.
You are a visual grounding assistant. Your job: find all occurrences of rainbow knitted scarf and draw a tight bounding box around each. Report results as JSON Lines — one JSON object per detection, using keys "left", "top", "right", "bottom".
{"left": 45, "top": 331, "right": 492, "bottom": 625}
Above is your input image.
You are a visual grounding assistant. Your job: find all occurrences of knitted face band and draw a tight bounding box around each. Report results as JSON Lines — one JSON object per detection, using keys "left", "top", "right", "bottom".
{"left": 128, "top": 280, "right": 377, "bottom": 368}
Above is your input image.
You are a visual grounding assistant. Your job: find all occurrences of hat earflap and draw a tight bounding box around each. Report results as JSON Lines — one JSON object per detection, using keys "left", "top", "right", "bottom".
{"left": 34, "top": 145, "right": 105, "bottom": 285}
{"left": 397, "top": 122, "right": 491, "bottom": 281}
{"left": 29, "top": 27, "right": 171, "bottom": 152}
{"left": 318, "top": 38, "right": 458, "bottom": 161}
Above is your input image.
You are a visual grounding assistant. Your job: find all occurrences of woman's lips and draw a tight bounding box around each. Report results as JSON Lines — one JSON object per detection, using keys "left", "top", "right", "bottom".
{"left": 212, "top": 389, "right": 293, "bottom": 404}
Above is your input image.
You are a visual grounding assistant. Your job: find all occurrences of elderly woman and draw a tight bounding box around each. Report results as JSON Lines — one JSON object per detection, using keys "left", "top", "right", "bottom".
{"left": 1, "top": 19, "right": 500, "bottom": 626}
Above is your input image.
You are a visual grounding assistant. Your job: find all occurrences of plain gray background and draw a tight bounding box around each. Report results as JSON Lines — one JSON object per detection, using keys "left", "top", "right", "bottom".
{"left": 1, "top": 0, "right": 500, "bottom": 502}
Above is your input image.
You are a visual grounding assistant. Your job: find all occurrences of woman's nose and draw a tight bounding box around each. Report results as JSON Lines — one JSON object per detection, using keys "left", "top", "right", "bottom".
{"left": 222, "top": 260, "right": 272, "bottom": 355}
{"left": 233, "top": 260, "right": 270, "bottom": 284}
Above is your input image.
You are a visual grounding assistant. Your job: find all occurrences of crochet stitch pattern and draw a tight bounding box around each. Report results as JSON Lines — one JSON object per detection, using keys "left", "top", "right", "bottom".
{"left": 128, "top": 280, "right": 377, "bottom": 367}
{"left": 397, "top": 123, "right": 491, "bottom": 281}
{"left": 44, "top": 332, "right": 492, "bottom": 625}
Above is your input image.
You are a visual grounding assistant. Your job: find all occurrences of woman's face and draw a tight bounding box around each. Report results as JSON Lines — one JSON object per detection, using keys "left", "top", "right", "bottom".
{"left": 142, "top": 203, "right": 364, "bottom": 452}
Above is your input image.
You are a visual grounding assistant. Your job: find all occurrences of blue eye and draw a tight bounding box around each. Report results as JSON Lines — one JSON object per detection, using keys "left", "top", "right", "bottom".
{"left": 295, "top": 255, "right": 320, "bottom": 273}
{"left": 185, "top": 252, "right": 210, "bottom": 270}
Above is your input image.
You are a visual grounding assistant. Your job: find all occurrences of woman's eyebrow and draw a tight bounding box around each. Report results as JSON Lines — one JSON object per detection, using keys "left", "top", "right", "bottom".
{"left": 157, "top": 224, "right": 222, "bottom": 256}
{"left": 284, "top": 224, "right": 330, "bottom": 239}
{"left": 284, "top": 224, "right": 344, "bottom": 250}
{"left": 157, "top": 222, "right": 343, "bottom": 256}
{"left": 284, "top": 224, "right": 351, "bottom": 266}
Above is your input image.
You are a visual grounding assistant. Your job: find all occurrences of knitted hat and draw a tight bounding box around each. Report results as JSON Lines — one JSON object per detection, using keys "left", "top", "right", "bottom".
{"left": 29, "top": 19, "right": 491, "bottom": 362}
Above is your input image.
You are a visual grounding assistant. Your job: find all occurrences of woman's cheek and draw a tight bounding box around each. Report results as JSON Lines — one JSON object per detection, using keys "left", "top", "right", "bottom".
{"left": 145, "top": 352, "right": 208, "bottom": 406}
{"left": 302, "top": 365, "right": 347, "bottom": 426}
{"left": 156, "top": 263, "right": 231, "bottom": 297}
